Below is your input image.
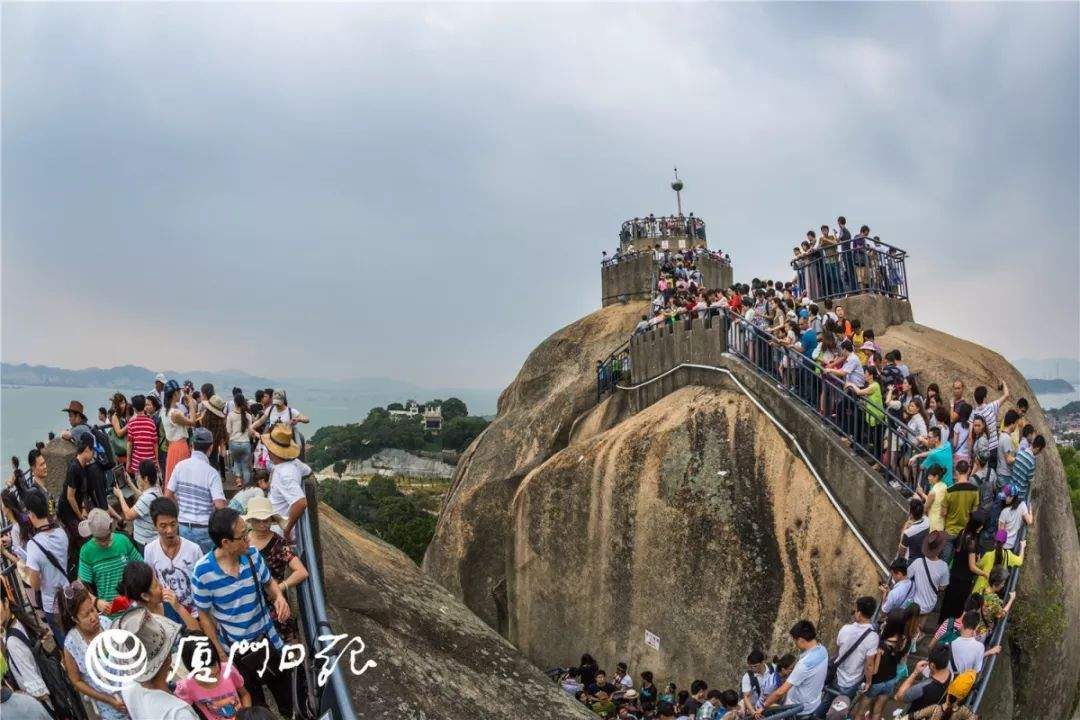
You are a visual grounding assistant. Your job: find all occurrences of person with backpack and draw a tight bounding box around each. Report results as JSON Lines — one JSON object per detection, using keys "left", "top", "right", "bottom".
{"left": 948, "top": 611, "right": 1001, "bottom": 674}
{"left": 938, "top": 511, "right": 987, "bottom": 624}
{"left": 815, "top": 596, "right": 879, "bottom": 716}
{"left": 910, "top": 671, "right": 978, "bottom": 719}
{"left": 0, "top": 592, "right": 49, "bottom": 705}
{"left": 894, "top": 645, "right": 952, "bottom": 716}
{"left": 23, "top": 490, "right": 70, "bottom": 645}
{"left": 58, "top": 434, "right": 96, "bottom": 571}
{"left": 853, "top": 608, "right": 912, "bottom": 720}
{"left": 740, "top": 649, "right": 778, "bottom": 715}
{"left": 971, "top": 529, "right": 1025, "bottom": 594}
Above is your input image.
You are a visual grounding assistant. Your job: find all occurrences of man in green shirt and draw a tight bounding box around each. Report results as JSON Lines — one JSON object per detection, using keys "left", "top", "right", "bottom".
{"left": 942, "top": 460, "right": 980, "bottom": 564}
{"left": 78, "top": 508, "right": 143, "bottom": 611}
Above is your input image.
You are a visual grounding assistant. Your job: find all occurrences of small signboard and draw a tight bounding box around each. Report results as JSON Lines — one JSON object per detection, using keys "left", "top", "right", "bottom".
{"left": 644, "top": 630, "right": 660, "bottom": 651}
{"left": 660, "top": 240, "right": 669, "bottom": 250}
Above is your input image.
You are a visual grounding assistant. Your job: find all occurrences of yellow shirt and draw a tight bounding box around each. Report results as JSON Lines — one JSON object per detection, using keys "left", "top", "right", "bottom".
{"left": 971, "top": 549, "right": 1022, "bottom": 594}
{"left": 927, "top": 481, "right": 948, "bottom": 532}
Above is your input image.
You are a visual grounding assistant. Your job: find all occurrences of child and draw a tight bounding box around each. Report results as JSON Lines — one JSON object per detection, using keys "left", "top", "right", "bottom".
{"left": 176, "top": 635, "right": 251, "bottom": 720}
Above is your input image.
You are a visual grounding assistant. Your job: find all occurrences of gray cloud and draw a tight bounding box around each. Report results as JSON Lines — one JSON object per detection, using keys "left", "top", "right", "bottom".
{"left": 3, "top": 3, "right": 1077, "bottom": 388}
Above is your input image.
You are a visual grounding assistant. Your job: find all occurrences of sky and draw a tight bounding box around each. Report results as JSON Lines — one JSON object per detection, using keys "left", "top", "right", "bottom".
{"left": 3, "top": 2, "right": 1078, "bottom": 390}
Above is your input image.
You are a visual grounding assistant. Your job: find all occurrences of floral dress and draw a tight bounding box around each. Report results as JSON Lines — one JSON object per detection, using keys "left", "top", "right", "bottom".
{"left": 64, "top": 616, "right": 129, "bottom": 720}
{"left": 256, "top": 533, "right": 300, "bottom": 644}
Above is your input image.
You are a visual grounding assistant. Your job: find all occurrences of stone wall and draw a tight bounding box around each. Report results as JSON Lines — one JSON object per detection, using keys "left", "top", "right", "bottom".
{"left": 601, "top": 253, "right": 656, "bottom": 306}
{"left": 697, "top": 254, "right": 733, "bottom": 292}
{"left": 628, "top": 314, "right": 727, "bottom": 406}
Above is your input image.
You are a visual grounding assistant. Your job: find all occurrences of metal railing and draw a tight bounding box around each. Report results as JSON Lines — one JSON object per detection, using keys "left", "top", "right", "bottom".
{"left": 596, "top": 340, "right": 630, "bottom": 402}
{"left": 601, "top": 248, "right": 731, "bottom": 269}
{"left": 966, "top": 522, "right": 1026, "bottom": 712}
{"left": 724, "top": 309, "right": 920, "bottom": 494}
{"left": 293, "top": 478, "right": 358, "bottom": 720}
{"left": 791, "top": 242, "right": 908, "bottom": 302}
{"left": 620, "top": 215, "right": 706, "bottom": 243}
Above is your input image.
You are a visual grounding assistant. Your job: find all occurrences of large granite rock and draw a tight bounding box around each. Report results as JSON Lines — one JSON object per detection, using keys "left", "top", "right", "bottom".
{"left": 318, "top": 506, "right": 592, "bottom": 719}
{"left": 508, "top": 386, "right": 881, "bottom": 684}
{"left": 422, "top": 301, "right": 648, "bottom": 634}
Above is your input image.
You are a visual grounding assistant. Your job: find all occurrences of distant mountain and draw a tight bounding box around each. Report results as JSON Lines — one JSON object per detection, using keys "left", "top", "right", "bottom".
{"left": 0, "top": 362, "right": 277, "bottom": 390}
{"left": 1013, "top": 357, "right": 1080, "bottom": 384}
{"left": 1026, "top": 378, "right": 1075, "bottom": 393}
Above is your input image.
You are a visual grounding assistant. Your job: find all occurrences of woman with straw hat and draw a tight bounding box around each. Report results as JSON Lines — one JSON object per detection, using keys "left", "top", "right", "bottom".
{"left": 245, "top": 496, "right": 307, "bottom": 644}
{"left": 199, "top": 395, "right": 229, "bottom": 479}
{"left": 259, "top": 425, "right": 310, "bottom": 542}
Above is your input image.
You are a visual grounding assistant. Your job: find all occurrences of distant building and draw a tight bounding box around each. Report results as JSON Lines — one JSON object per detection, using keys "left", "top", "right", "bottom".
{"left": 389, "top": 399, "right": 421, "bottom": 419}
{"left": 424, "top": 404, "right": 443, "bottom": 433}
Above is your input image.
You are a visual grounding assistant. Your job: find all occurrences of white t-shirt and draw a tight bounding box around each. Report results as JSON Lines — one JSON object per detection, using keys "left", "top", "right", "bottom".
{"left": 269, "top": 459, "right": 311, "bottom": 519}
{"left": 834, "top": 622, "right": 879, "bottom": 688}
{"left": 120, "top": 683, "right": 199, "bottom": 720}
{"left": 909, "top": 557, "right": 950, "bottom": 614}
{"left": 786, "top": 644, "right": 828, "bottom": 711}
{"left": 949, "top": 636, "right": 985, "bottom": 674}
{"left": 143, "top": 536, "right": 204, "bottom": 616}
{"left": 268, "top": 406, "right": 300, "bottom": 427}
{"left": 996, "top": 432, "right": 1015, "bottom": 478}
{"left": 998, "top": 502, "right": 1029, "bottom": 548}
{"left": 25, "top": 526, "right": 69, "bottom": 616}
{"left": 741, "top": 669, "right": 778, "bottom": 709}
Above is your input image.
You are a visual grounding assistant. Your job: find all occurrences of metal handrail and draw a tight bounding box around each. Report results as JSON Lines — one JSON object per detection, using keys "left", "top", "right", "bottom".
{"left": 596, "top": 340, "right": 630, "bottom": 402}
{"left": 294, "top": 480, "right": 357, "bottom": 720}
{"left": 601, "top": 248, "right": 732, "bottom": 269}
{"left": 791, "top": 243, "right": 909, "bottom": 302}
{"left": 723, "top": 309, "right": 921, "bottom": 494}
{"left": 620, "top": 215, "right": 706, "bottom": 242}
{"left": 966, "top": 523, "right": 1026, "bottom": 711}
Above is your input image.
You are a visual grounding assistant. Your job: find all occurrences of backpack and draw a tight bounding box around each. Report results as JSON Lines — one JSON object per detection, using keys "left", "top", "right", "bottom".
{"left": 938, "top": 620, "right": 962, "bottom": 647}
{"left": 5, "top": 625, "right": 86, "bottom": 720}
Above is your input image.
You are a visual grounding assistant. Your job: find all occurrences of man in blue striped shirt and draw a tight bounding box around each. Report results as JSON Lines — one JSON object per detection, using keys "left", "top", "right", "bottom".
{"left": 193, "top": 507, "right": 294, "bottom": 714}
{"left": 166, "top": 428, "right": 227, "bottom": 553}
{"left": 1009, "top": 434, "right": 1045, "bottom": 502}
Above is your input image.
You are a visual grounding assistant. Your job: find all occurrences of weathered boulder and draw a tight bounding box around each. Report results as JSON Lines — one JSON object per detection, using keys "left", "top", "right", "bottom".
{"left": 422, "top": 301, "right": 648, "bottom": 633}
{"left": 318, "top": 505, "right": 592, "bottom": 719}
{"left": 41, "top": 437, "right": 76, "bottom": 498}
{"left": 508, "top": 386, "right": 881, "bottom": 684}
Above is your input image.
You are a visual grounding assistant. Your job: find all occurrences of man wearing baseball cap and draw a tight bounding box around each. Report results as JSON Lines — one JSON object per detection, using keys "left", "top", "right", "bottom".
{"left": 152, "top": 373, "right": 167, "bottom": 410}
{"left": 165, "top": 427, "right": 226, "bottom": 554}
{"left": 77, "top": 507, "right": 142, "bottom": 612}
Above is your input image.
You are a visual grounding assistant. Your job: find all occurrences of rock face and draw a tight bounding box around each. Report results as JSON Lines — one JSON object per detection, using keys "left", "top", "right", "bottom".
{"left": 509, "top": 386, "right": 880, "bottom": 682}
{"left": 423, "top": 301, "right": 649, "bottom": 634}
{"left": 323, "top": 448, "right": 456, "bottom": 480}
{"left": 318, "top": 505, "right": 592, "bottom": 719}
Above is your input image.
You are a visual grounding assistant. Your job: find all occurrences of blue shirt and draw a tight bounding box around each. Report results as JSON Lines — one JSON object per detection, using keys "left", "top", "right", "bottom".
{"left": 799, "top": 329, "right": 818, "bottom": 359}
{"left": 922, "top": 442, "right": 954, "bottom": 487}
{"left": 1010, "top": 448, "right": 1036, "bottom": 500}
{"left": 192, "top": 547, "right": 283, "bottom": 650}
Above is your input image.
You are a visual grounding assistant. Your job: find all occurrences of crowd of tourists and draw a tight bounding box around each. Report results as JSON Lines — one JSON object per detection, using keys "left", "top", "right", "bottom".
{"left": 0, "top": 378, "right": 318, "bottom": 719}
{"left": 789, "top": 217, "right": 907, "bottom": 299}
{"left": 621, "top": 214, "right": 707, "bottom": 243}
{"left": 592, "top": 223, "right": 1046, "bottom": 719}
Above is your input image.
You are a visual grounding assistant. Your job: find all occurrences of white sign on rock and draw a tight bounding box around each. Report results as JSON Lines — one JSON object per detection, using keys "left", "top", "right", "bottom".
{"left": 644, "top": 630, "right": 660, "bottom": 651}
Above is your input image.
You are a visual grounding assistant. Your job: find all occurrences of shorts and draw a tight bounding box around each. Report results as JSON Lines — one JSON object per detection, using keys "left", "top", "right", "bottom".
{"left": 864, "top": 678, "right": 897, "bottom": 698}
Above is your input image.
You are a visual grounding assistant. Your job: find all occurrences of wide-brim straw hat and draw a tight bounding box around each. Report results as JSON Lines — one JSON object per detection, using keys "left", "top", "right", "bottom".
{"left": 261, "top": 423, "right": 300, "bottom": 459}
{"left": 114, "top": 607, "right": 182, "bottom": 683}
{"left": 243, "top": 495, "right": 283, "bottom": 525}
{"left": 205, "top": 395, "right": 226, "bottom": 418}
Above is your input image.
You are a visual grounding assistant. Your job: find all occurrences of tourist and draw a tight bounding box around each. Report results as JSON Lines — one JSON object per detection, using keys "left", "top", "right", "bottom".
{"left": 143, "top": 497, "right": 203, "bottom": 626}
{"left": 952, "top": 402, "right": 973, "bottom": 464}
{"left": 193, "top": 507, "right": 294, "bottom": 714}
{"left": 908, "top": 531, "right": 950, "bottom": 639}
{"left": 938, "top": 511, "right": 987, "bottom": 623}
{"left": 57, "top": 583, "right": 129, "bottom": 719}
{"left": 200, "top": 395, "right": 230, "bottom": 479}
{"left": 909, "top": 673, "right": 978, "bottom": 719}
{"left": 972, "top": 382, "right": 1009, "bottom": 470}
{"left": 145, "top": 394, "right": 169, "bottom": 471}
{"left": 114, "top": 607, "right": 196, "bottom": 719}
{"left": 228, "top": 468, "right": 270, "bottom": 514}
{"left": 108, "top": 393, "right": 133, "bottom": 470}
{"left": 612, "top": 661, "right": 634, "bottom": 690}
{"left": 757, "top": 620, "right": 827, "bottom": 718}
{"left": 23, "top": 448, "right": 53, "bottom": 515}
{"left": 77, "top": 508, "right": 143, "bottom": 609}
{"left": 819, "top": 596, "right": 878, "bottom": 710}
{"left": 246, "top": 496, "right": 308, "bottom": 644}
{"left": 0, "top": 487, "right": 30, "bottom": 564}
{"left": 116, "top": 560, "right": 200, "bottom": 632}
{"left": 227, "top": 394, "right": 255, "bottom": 488}
{"left": 112, "top": 459, "right": 163, "bottom": 554}
{"left": 1009, "top": 434, "right": 1044, "bottom": 502}
{"left": 23, "top": 489, "right": 71, "bottom": 644}
{"left": 125, "top": 395, "right": 159, "bottom": 480}
{"left": 639, "top": 671, "right": 659, "bottom": 706}
{"left": 58, "top": 434, "right": 96, "bottom": 569}
{"left": 163, "top": 379, "right": 202, "bottom": 483}
{"left": 260, "top": 425, "right": 310, "bottom": 542}
{"left": 893, "top": 646, "right": 952, "bottom": 715}
{"left": 949, "top": 611, "right": 1001, "bottom": 674}
{"left": 175, "top": 635, "right": 252, "bottom": 719}
{"left": 740, "top": 650, "right": 778, "bottom": 714}
{"left": 972, "top": 529, "right": 1025, "bottom": 595}
{"left": 683, "top": 679, "right": 706, "bottom": 716}
{"left": 976, "top": 567, "right": 1016, "bottom": 637}
{"left": 919, "top": 464, "right": 949, "bottom": 534}
{"left": 60, "top": 400, "right": 91, "bottom": 443}
{"left": 911, "top": 428, "right": 954, "bottom": 489}
{"left": 853, "top": 609, "right": 911, "bottom": 720}
{"left": 1, "top": 592, "right": 49, "bottom": 705}
{"left": 898, "top": 497, "right": 929, "bottom": 561}
{"left": 997, "top": 490, "right": 1033, "bottom": 551}
{"left": 941, "top": 460, "right": 979, "bottom": 562}
{"left": 152, "top": 373, "right": 167, "bottom": 409}
{"left": 995, "top": 409, "right": 1019, "bottom": 486}
{"left": 166, "top": 427, "right": 227, "bottom": 554}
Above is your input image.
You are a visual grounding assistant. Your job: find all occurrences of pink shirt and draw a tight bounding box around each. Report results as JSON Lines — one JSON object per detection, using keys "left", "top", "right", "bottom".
{"left": 175, "top": 665, "right": 244, "bottom": 720}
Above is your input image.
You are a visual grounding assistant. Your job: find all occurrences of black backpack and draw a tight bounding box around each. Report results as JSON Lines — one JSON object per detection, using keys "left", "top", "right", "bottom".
{"left": 5, "top": 624, "right": 86, "bottom": 720}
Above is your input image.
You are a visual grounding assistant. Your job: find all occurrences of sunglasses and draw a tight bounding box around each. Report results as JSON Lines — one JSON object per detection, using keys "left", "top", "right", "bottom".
{"left": 62, "top": 580, "right": 86, "bottom": 600}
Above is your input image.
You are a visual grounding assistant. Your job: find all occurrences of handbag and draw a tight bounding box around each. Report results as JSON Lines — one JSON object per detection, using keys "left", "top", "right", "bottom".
{"left": 232, "top": 553, "right": 281, "bottom": 680}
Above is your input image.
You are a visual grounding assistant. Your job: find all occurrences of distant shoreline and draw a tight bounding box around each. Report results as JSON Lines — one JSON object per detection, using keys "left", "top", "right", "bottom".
{"left": 1026, "top": 378, "right": 1076, "bottom": 393}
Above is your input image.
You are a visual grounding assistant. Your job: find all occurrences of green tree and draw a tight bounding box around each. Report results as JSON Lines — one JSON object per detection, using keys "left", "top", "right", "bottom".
{"left": 1059, "top": 446, "right": 1080, "bottom": 539}
{"left": 440, "top": 397, "right": 468, "bottom": 421}
{"left": 387, "top": 402, "right": 404, "bottom": 411}
{"left": 441, "top": 416, "right": 490, "bottom": 452}
{"left": 333, "top": 460, "right": 346, "bottom": 477}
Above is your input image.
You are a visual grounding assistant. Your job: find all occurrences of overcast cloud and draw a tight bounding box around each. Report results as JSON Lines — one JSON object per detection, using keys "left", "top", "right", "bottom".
{"left": 3, "top": 3, "right": 1077, "bottom": 389}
